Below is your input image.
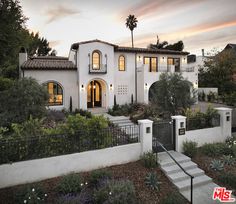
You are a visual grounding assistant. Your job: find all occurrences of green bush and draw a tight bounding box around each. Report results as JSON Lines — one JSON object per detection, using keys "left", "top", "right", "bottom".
{"left": 140, "top": 151, "right": 158, "bottom": 168}
{"left": 0, "top": 77, "right": 48, "bottom": 127}
{"left": 160, "top": 192, "right": 187, "bottom": 204}
{"left": 210, "top": 159, "right": 224, "bottom": 171}
{"left": 0, "top": 76, "right": 14, "bottom": 91}
{"left": 201, "top": 143, "right": 233, "bottom": 157}
{"left": 73, "top": 109, "right": 92, "bottom": 118}
{"left": 221, "top": 155, "right": 235, "bottom": 166}
{"left": 183, "top": 141, "right": 198, "bottom": 158}
{"left": 89, "top": 169, "right": 111, "bottom": 185}
{"left": 218, "top": 172, "right": 236, "bottom": 189}
{"left": 145, "top": 172, "right": 161, "bottom": 191}
{"left": 56, "top": 174, "right": 83, "bottom": 195}
{"left": 93, "top": 180, "right": 136, "bottom": 204}
{"left": 15, "top": 184, "right": 47, "bottom": 204}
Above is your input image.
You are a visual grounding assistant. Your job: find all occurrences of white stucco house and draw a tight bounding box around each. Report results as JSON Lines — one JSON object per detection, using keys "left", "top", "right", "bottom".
{"left": 19, "top": 39, "right": 198, "bottom": 110}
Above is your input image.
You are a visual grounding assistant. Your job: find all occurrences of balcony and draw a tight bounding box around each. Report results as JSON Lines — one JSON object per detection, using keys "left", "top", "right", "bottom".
{"left": 89, "top": 64, "right": 107, "bottom": 74}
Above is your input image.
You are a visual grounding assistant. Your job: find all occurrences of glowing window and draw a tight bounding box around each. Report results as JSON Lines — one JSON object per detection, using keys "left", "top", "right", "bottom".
{"left": 44, "top": 82, "right": 63, "bottom": 106}
{"left": 118, "top": 55, "right": 125, "bottom": 71}
{"left": 92, "top": 51, "right": 100, "bottom": 70}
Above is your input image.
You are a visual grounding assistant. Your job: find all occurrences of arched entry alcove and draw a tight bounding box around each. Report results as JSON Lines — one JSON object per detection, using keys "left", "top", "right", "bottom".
{"left": 87, "top": 79, "right": 107, "bottom": 108}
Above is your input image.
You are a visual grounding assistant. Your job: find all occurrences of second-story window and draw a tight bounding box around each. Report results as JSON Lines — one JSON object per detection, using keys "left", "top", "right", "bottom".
{"left": 144, "top": 57, "right": 157, "bottom": 72}
{"left": 118, "top": 55, "right": 125, "bottom": 71}
{"left": 92, "top": 51, "right": 100, "bottom": 70}
{"left": 168, "top": 58, "right": 180, "bottom": 72}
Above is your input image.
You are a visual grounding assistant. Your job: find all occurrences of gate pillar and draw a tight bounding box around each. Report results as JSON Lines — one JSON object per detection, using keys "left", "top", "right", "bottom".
{"left": 138, "top": 119, "right": 153, "bottom": 154}
{"left": 171, "top": 115, "right": 186, "bottom": 152}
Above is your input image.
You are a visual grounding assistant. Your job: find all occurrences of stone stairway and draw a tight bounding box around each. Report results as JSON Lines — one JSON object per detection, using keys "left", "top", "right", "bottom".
{"left": 158, "top": 151, "right": 230, "bottom": 204}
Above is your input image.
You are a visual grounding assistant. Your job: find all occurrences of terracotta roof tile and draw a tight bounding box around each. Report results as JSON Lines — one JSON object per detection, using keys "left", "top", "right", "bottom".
{"left": 21, "top": 56, "right": 76, "bottom": 70}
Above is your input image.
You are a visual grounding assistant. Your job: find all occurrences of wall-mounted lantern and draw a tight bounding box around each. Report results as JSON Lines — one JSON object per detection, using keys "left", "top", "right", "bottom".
{"left": 145, "top": 83, "right": 148, "bottom": 89}
{"left": 110, "top": 84, "right": 113, "bottom": 90}
{"left": 81, "top": 84, "right": 85, "bottom": 91}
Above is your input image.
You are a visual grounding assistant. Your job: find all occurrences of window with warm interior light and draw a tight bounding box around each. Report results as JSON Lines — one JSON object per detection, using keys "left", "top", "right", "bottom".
{"left": 44, "top": 82, "right": 63, "bottom": 106}
{"left": 144, "top": 57, "right": 157, "bottom": 72}
{"left": 118, "top": 55, "right": 125, "bottom": 71}
{"left": 92, "top": 51, "right": 100, "bottom": 70}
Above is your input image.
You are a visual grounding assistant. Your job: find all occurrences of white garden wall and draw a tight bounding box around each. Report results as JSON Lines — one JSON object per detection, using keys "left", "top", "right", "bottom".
{"left": 0, "top": 143, "right": 141, "bottom": 189}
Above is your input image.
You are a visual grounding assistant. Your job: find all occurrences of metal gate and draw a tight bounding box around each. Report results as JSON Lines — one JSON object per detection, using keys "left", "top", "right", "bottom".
{"left": 152, "top": 120, "right": 175, "bottom": 152}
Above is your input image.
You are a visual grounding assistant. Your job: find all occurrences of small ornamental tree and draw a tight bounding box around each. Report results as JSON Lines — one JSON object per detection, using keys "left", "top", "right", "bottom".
{"left": 0, "top": 77, "right": 48, "bottom": 127}
{"left": 149, "top": 73, "right": 195, "bottom": 115}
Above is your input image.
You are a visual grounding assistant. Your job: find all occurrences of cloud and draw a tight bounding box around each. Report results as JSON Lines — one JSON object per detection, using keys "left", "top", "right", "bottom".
{"left": 45, "top": 5, "right": 80, "bottom": 24}
{"left": 49, "top": 40, "right": 61, "bottom": 47}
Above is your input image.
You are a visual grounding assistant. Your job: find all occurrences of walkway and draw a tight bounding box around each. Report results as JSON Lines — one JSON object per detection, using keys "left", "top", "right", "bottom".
{"left": 158, "top": 151, "right": 235, "bottom": 204}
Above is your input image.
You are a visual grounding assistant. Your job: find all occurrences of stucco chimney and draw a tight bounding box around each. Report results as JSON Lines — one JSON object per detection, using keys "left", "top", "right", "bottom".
{"left": 201, "top": 49, "right": 205, "bottom": 57}
{"left": 19, "top": 47, "right": 27, "bottom": 78}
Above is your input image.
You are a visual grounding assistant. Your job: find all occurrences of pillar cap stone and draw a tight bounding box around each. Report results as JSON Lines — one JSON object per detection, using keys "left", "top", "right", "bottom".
{"left": 138, "top": 119, "right": 153, "bottom": 124}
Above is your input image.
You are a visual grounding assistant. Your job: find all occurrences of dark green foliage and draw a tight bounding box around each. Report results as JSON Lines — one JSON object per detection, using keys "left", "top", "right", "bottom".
{"left": 140, "top": 151, "right": 158, "bottom": 168}
{"left": 0, "top": 77, "right": 48, "bottom": 127}
{"left": 56, "top": 174, "right": 82, "bottom": 195}
{"left": 89, "top": 169, "right": 111, "bottom": 185}
{"left": 201, "top": 143, "right": 233, "bottom": 157}
{"left": 218, "top": 172, "right": 236, "bottom": 189}
{"left": 145, "top": 172, "right": 161, "bottom": 191}
{"left": 198, "top": 50, "right": 236, "bottom": 95}
{"left": 224, "top": 92, "right": 236, "bottom": 106}
{"left": 149, "top": 73, "right": 195, "bottom": 115}
{"left": 94, "top": 180, "right": 136, "bottom": 204}
{"left": 160, "top": 192, "right": 187, "bottom": 204}
{"left": 15, "top": 184, "right": 47, "bottom": 204}
{"left": 183, "top": 141, "right": 198, "bottom": 158}
{"left": 114, "top": 94, "right": 117, "bottom": 106}
{"left": 0, "top": 76, "right": 14, "bottom": 91}
{"left": 210, "top": 159, "right": 224, "bottom": 171}
{"left": 73, "top": 109, "right": 92, "bottom": 118}
{"left": 46, "top": 110, "right": 66, "bottom": 123}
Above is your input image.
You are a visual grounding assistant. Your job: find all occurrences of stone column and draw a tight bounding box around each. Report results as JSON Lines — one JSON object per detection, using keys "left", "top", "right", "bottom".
{"left": 138, "top": 119, "right": 153, "bottom": 154}
{"left": 171, "top": 115, "right": 187, "bottom": 152}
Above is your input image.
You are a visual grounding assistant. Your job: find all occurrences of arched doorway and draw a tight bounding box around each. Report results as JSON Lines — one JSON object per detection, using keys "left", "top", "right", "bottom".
{"left": 87, "top": 80, "right": 102, "bottom": 108}
{"left": 148, "top": 81, "right": 159, "bottom": 103}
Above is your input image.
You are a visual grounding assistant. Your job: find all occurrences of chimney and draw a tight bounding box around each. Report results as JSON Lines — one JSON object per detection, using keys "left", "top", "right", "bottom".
{"left": 201, "top": 49, "right": 205, "bottom": 57}
{"left": 19, "top": 47, "right": 27, "bottom": 78}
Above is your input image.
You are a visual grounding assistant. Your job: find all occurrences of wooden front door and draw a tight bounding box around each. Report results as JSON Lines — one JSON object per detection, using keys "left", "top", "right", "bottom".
{"left": 87, "top": 80, "right": 102, "bottom": 108}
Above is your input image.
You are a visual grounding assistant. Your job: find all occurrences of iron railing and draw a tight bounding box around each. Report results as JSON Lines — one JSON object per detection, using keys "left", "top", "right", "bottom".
{"left": 155, "top": 141, "right": 194, "bottom": 204}
{"left": 186, "top": 114, "right": 220, "bottom": 131}
{"left": 0, "top": 125, "right": 139, "bottom": 164}
{"left": 88, "top": 64, "right": 107, "bottom": 74}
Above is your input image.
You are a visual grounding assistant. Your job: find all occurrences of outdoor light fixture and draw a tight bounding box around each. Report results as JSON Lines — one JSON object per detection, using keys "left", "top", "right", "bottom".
{"left": 81, "top": 84, "right": 84, "bottom": 91}
{"left": 162, "top": 57, "right": 165, "bottom": 63}
{"left": 110, "top": 84, "right": 113, "bottom": 90}
{"left": 93, "top": 85, "right": 96, "bottom": 89}
{"left": 145, "top": 83, "right": 148, "bottom": 89}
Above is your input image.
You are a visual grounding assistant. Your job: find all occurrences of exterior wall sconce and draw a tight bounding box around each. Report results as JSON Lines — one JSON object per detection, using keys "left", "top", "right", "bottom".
{"left": 110, "top": 84, "right": 113, "bottom": 90}
{"left": 81, "top": 84, "right": 85, "bottom": 91}
{"left": 182, "top": 57, "right": 186, "bottom": 63}
{"left": 162, "top": 57, "right": 165, "bottom": 63}
{"left": 145, "top": 83, "right": 148, "bottom": 89}
{"left": 137, "top": 55, "right": 142, "bottom": 62}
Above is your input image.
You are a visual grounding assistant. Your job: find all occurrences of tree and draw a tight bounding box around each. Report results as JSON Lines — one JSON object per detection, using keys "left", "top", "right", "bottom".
{"left": 149, "top": 73, "right": 195, "bottom": 115}
{"left": 125, "top": 14, "right": 138, "bottom": 48}
{"left": 0, "top": 0, "right": 52, "bottom": 79}
{"left": 0, "top": 77, "right": 49, "bottom": 127}
{"left": 198, "top": 49, "right": 236, "bottom": 95}
{"left": 148, "top": 35, "right": 168, "bottom": 49}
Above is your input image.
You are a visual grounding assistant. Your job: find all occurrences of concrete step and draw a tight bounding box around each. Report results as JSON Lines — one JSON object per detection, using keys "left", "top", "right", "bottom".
{"left": 159, "top": 154, "right": 191, "bottom": 168}
{"left": 161, "top": 161, "right": 197, "bottom": 175}
{"left": 109, "top": 116, "right": 130, "bottom": 121}
{"left": 168, "top": 168, "right": 204, "bottom": 183}
{"left": 176, "top": 175, "right": 212, "bottom": 191}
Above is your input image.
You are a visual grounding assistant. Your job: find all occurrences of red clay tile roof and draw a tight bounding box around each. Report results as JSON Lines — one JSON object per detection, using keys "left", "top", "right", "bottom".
{"left": 21, "top": 56, "right": 76, "bottom": 70}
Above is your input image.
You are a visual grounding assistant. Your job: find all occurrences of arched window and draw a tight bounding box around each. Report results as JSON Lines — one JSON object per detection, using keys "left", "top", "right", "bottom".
{"left": 118, "top": 55, "right": 125, "bottom": 71}
{"left": 92, "top": 51, "right": 101, "bottom": 70}
{"left": 44, "top": 82, "right": 63, "bottom": 106}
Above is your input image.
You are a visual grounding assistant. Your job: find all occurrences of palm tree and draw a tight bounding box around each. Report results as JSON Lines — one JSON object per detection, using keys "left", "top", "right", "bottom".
{"left": 125, "top": 14, "right": 138, "bottom": 48}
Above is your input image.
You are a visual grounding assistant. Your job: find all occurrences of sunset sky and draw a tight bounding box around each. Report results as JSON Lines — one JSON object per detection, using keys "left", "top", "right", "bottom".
{"left": 20, "top": 0, "right": 236, "bottom": 57}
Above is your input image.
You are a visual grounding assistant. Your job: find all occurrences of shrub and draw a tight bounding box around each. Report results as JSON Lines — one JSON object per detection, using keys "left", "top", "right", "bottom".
{"left": 160, "top": 192, "right": 186, "bottom": 204}
{"left": 56, "top": 174, "right": 83, "bottom": 195}
{"left": 221, "top": 155, "right": 235, "bottom": 166}
{"left": 218, "top": 172, "right": 236, "bottom": 189}
{"left": 182, "top": 141, "right": 198, "bottom": 158}
{"left": 0, "top": 76, "right": 14, "bottom": 91}
{"left": 46, "top": 110, "right": 66, "bottom": 123}
{"left": 15, "top": 184, "right": 47, "bottom": 204}
{"left": 89, "top": 169, "right": 111, "bottom": 185}
{"left": 145, "top": 172, "right": 161, "bottom": 191}
{"left": 210, "top": 159, "right": 224, "bottom": 171}
{"left": 0, "top": 77, "right": 48, "bottom": 127}
{"left": 93, "top": 180, "right": 136, "bottom": 204}
{"left": 73, "top": 109, "right": 92, "bottom": 118}
{"left": 201, "top": 143, "right": 232, "bottom": 157}
{"left": 56, "top": 194, "right": 81, "bottom": 204}
{"left": 140, "top": 151, "right": 158, "bottom": 168}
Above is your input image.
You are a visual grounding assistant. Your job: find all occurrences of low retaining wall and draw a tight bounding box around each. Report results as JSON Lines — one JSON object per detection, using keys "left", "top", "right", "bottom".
{"left": 177, "top": 127, "right": 222, "bottom": 152}
{"left": 0, "top": 143, "right": 141, "bottom": 189}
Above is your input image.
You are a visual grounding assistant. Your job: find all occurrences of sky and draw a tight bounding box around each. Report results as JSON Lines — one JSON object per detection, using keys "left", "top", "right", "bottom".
{"left": 20, "top": 0, "right": 236, "bottom": 57}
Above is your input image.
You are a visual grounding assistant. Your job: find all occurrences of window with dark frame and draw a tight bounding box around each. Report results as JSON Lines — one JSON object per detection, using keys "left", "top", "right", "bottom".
{"left": 44, "top": 82, "right": 63, "bottom": 106}
{"left": 118, "top": 55, "right": 125, "bottom": 71}
{"left": 144, "top": 57, "right": 158, "bottom": 72}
